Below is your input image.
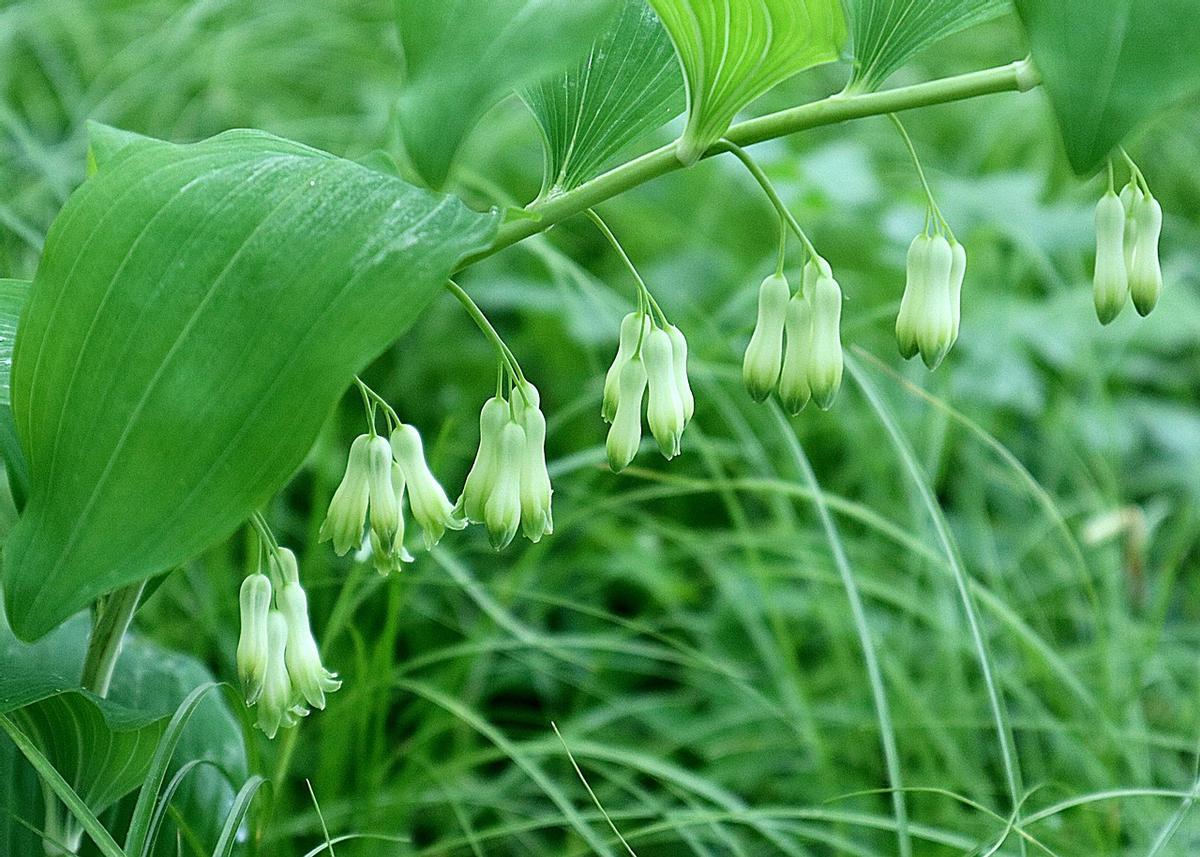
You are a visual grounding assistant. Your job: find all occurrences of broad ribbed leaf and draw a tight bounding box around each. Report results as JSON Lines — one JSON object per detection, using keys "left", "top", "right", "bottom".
{"left": 396, "top": 0, "right": 619, "bottom": 188}
{"left": 648, "top": 0, "right": 847, "bottom": 165}
{"left": 1015, "top": 0, "right": 1200, "bottom": 174}
{"left": 3, "top": 127, "right": 498, "bottom": 640}
{"left": 524, "top": 0, "right": 685, "bottom": 196}
{"left": 845, "top": 0, "right": 1009, "bottom": 92}
{"left": 0, "top": 279, "right": 29, "bottom": 507}
{"left": 0, "top": 610, "right": 245, "bottom": 852}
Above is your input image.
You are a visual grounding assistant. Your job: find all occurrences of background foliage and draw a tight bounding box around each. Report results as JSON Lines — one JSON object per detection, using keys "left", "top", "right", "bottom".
{"left": 2, "top": 0, "right": 1200, "bottom": 855}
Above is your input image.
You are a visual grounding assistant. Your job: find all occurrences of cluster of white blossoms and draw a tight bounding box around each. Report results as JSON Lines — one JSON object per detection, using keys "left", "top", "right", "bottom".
{"left": 895, "top": 229, "right": 967, "bottom": 370}
{"left": 603, "top": 311, "right": 694, "bottom": 472}
{"left": 237, "top": 547, "right": 341, "bottom": 738}
{"left": 1093, "top": 166, "right": 1162, "bottom": 324}
{"left": 743, "top": 255, "right": 844, "bottom": 414}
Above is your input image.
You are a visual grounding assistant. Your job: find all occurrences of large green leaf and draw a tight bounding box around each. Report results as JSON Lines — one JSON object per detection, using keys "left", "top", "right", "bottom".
{"left": 3, "top": 127, "right": 498, "bottom": 640}
{"left": 396, "top": 0, "right": 620, "bottom": 188}
{"left": 0, "top": 279, "right": 29, "bottom": 509}
{"left": 845, "top": 0, "right": 1010, "bottom": 92}
{"left": 524, "top": 0, "right": 685, "bottom": 196}
{"left": 0, "top": 610, "right": 246, "bottom": 854}
{"left": 1014, "top": 0, "right": 1200, "bottom": 174}
{"left": 648, "top": 0, "right": 847, "bottom": 165}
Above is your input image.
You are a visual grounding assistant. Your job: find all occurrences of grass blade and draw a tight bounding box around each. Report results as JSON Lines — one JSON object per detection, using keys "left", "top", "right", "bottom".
{"left": 210, "top": 775, "right": 267, "bottom": 857}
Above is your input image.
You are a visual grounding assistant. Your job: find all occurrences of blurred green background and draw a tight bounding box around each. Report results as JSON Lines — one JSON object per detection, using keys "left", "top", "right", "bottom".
{"left": 3, "top": 1, "right": 1200, "bottom": 854}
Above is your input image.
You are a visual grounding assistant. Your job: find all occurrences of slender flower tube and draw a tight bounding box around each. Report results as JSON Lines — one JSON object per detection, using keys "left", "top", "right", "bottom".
{"left": 1093, "top": 189, "right": 1129, "bottom": 325}
{"left": 808, "top": 264, "right": 844, "bottom": 410}
{"left": 366, "top": 435, "right": 399, "bottom": 553}
{"left": 484, "top": 419, "right": 526, "bottom": 550}
{"left": 948, "top": 238, "right": 967, "bottom": 344}
{"left": 743, "top": 273, "right": 790, "bottom": 402}
{"left": 457, "top": 396, "right": 508, "bottom": 524}
{"left": 236, "top": 573, "right": 272, "bottom": 705}
{"left": 277, "top": 576, "right": 341, "bottom": 710}
{"left": 603, "top": 312, "right": 650, "bottom": 423}
{"left": 607, "top": 356, "right": 648, "bottom": 472}
{"left": 896, "top": 234, "right": 931, "bottom": 360}
{"left": 390, "top": 423, "right": 466, "bottom": 549}
{"left": 1129, "top": 193, "right": 1163, "bottom": 316}
{"left": 515, "top": 383, "right": 553, "bottom": 542}
{"left": 318, "top": 434, "right": 372, "bottom": 555}
{"left": 917, "top": 234, "right": 955, "bottom": 370}
{"left": 371, "top": 462, "right": 414, "bottom": 574}
{"left": 1120, "top": 180, "right": 1143, "bottom": 276}
{"left": 644, "top": 328, "right": 685, "bottom": 458}
{"left": 779, "top": 286, "right": 814, "bottom": 416}
{"left": 256, "top": 611, "right": 307, "bottom": 739}
{"left": 665, "top": 324, "right": 694, "bottom": 424}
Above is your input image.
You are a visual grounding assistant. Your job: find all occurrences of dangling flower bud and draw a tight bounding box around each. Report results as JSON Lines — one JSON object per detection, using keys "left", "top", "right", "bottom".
{"left": 1120, "top": 180, "right": 1143, "bottom": 276}
{"left": 484, "top": 418, "right": 526, "bottom": 550}
{"left": 779, "top": 285, "right": 813, "bottom": 416}
{"left": 743, "top": 273, "right": 790, "bottom": 402}
{"left": 457, "top": 396, "right": 508, "bottom": 524}
{"left": 276, "top": 575, "right": 341, "bottom": 710}
{"left": 896, "top": 235, "right": 931, "bottom": 361}
{"left": 607, "top": 356, "right": 647, "bottom": 472}
{"left": 1129, "top": 192, "right": 1163, "bottom": 316}
{"left": 370, "top": 462, "right": 414, "bottom": 574}
{"left": 948, "top": 238, "right": 967, "bottom": 345}
{"left": 603, "top": 312, "right": 650, "bottom": 423}
{"left": 1093, "top": 189, "right": 1129, "bottom": 325}
{"left": 256, "top": 611, "right": 308, "bottom": 739}
{"left": 318, "top": 434, "right": 372, "bottom": 556}
{"left": 236, "top": 573, "right": 272, "bottom": 705}
{"left": 515, "top": 382, "right": 553, "bottom": 543}
{"left": 916, "top": 234, "right": 955, "bottom": 370}
{"left": 808, "top": 260, "right": 844, "bottom": 410}
{"left": 390, "top": 424, "right": 467, "bottom": 549}
{"left": 665, "top": 324, "right": 694, "bottom": 424}
{"left": 365, "top": 435, "right": 399, "bottom": 554}
{"left": 644, "top": 328, "right": 685, "bottom": 459}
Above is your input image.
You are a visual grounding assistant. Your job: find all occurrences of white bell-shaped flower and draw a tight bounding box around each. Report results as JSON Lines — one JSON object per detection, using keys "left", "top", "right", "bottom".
{"left": 484, "top": 419, "right": 526, "bottom": 550}
{"left": 603, "top": 312, "right": 650, "bottom": 423}
{"left": 318, "top": 434, "right": 372, "bottom": 556}
{"left": 644, "top": 328, "right": 685, "bottom": 459}
{"left": 236, "top": 573, "right": 272, "bottom": 705}
{"left": 1093, "top": 189, "right": 1129, "bottom": 325}
{"left": 365, "top": 435, "right": 400, "bottom": 554}
{"left": 665, "top": 324, "right": 694, "bottom": 424}
{"left": 743, "top": 273, "right": 790, "bottom": 402}
{"left": 457, "top": 396, "right": 508, "bottom": 524}
{"left": 390, "top": 423, "right": 466, "bottom": 549}
{"left": 1120, "top": 180, "right": 1143, "bottom": 276}
{"left": 1129, "top": 192, "right": 1163, "bottom": 317}
{"left": 896, "top": 234, "right": 931, "bottom": 361}
{"left": 277, "top": 576, "right": 341, "bottom": 711}
{"left": 916, "top": 234, "right": 955, "bottom": 370}
{"left": 807, "top": 260, "right": 844, "bottom": 410}
{"left": 255, "top": 611, "right": 308, "bottom": 739}
{"left": 779, "top": 285, "right": 814, "bottom": 416}
{"left": 370, "top": 462, "right": 415, "bottom": 574}
{"left": 607, "top": 356, "right": 647, "bottom": 472}
{"left": 948, "top": 238, "right": 967, "bottom": 345}
{"left": 515, "top": 382, "right": 553, "bottom": 543}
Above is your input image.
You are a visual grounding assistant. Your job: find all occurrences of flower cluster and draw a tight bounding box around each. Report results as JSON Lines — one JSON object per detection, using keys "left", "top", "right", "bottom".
{"left": 236, "top": 547, "right": 341, "bottom": 738}
{"left": 743, "top": 255, "right": 844, "bottom": 413}
{"left": 603, "top": 312, "right": 694, "bottom": 472}
{"left": 895, "top": 231, "right": 967, "bottom": 370}
{"left": 1093, "top": 168, "right": 1162, "bottom": 323}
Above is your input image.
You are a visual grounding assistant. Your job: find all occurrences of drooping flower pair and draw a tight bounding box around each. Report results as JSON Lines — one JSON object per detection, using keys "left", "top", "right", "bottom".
{"left": 320, "top": 424, "right": 465, "bottom": 573}
{"left": 457, "top": 381, "right": 554, "bottom": 548}
{"left": 603, "top": 312, "right": 694, "bottom": 472}
{"left": 237, "top": 547, "right": 341, "bottom": 738}
{"left": 743, "top": 255, "right": 844, "bottom": 413}
{"left": 1094, "top": 174, "right": 1163, "bottom": 323}
{"left": 895, "top": 231, "right": 967, "bottom": 370}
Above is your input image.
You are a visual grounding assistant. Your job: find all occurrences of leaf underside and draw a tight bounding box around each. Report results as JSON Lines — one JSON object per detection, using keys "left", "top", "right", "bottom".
{"left": 3, "top": 127, "right": 498, "bottom": 640}
{"left": 524, "top": 0, "right": 685, "bottom": 196}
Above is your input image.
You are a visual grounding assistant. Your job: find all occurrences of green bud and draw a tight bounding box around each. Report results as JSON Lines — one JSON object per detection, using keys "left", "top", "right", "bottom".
{"left": 457, "top": 396, "right": 508, "bottom": 524}
{"left": 607, "top": 356, "right": 647, "bottom": 472}
{"left": 743, "top": 273, "right": 790, "bottom": 402}
{"left": 948, "top": 238, "right": 967, "bottom": 345}
{"left": 236, "top": 573, "right": 272, "bottom": 705}
{"left": 665, "top": 324, "right": 694, "bottom": 425}
{"left": 318, "top": 434, "right": 371, "bottom": 556}
{"left": 278, "top": 578, "right": 341, "bottom": 710}
{"left": 1120, "top": 180, "right": 1143, "bottom": 276}
{"left": 255, "top": 611, "right": 308, "bottom": 739}
{"left": 917, "top": 234, "right": 955, "bottom": 370}
{"left": 390, "top": 424, "right": 467, "bottom": 549}
{"left": 808, "top": 266, "right": 843, "bottom": 410}
{"left": 1129, "top": 193, "right": 1163, "bottom": 316}
{"left": 515, "top": 382, "right": 553, "bottom": 543}
{"left": 896, "top": 234, "right": 931, "bottom": 361}
{"left": 645, "top": 328, "right": 685, "bottom": 459}
{"left": 1093, "top": 189, "right": 1129, "bottom": 325}
{"left": 779, "top": 286, "right": 813, "bottom": 416}
{"left": 484, "top": 419, "right": 526, "bottom": 550}
{"left": 603, "top": 312, "right": 649, "bottom": 423}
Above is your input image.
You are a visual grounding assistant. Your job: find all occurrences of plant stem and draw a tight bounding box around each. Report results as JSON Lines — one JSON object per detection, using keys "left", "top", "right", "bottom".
{"left": 80, "top": 581, "right": 145, "bottom": 697}
{"left": 458, "top": 57, "right": 1039, "bottom": 268}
